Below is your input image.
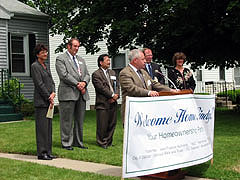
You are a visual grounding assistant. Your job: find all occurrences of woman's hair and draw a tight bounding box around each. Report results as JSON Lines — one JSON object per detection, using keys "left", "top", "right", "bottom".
{"left": 33, "top": 43, "right": 48, "bottom": 57}
{"left": 172, "top": 52, "right": 186, "bottom": 66}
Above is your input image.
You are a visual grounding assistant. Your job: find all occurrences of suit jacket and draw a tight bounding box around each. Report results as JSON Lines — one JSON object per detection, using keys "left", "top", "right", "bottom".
{"left": 31, "top": 61, "right": 55, "bottom": 108}
{"left": 92, "top": 68, "right": 120, "bottom": 110}
{"left": 55, "top": 52, "right": 90, "bottom": 101}
{"left": 144, "top": 62, "right": 165, "bottom": 84}
{"left": 119, "top": 65, "right": 171, "bottom": 122}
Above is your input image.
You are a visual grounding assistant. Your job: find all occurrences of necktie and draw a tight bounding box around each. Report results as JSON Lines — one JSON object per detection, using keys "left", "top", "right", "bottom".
{"left": 137, "top": 70, "right": 147, "bottom": 89}
{"left": 73, "top": 56, "right": 81, "bottom": 76}
{"left": 72, "top": 56, "right": 78, "bottom": 69}
{"left": 148, "top": 64, "right": 153, "bottom": 79}
{"left": 106, "top": 70, "right": 114, "bottom": 93}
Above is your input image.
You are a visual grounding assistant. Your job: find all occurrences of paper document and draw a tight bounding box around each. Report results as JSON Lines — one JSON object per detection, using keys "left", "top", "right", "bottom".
{"left": 46, "top": 105, "right": 54, "bottom": 119}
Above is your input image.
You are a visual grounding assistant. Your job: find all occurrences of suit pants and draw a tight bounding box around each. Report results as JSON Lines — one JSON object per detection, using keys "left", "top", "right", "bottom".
{"left": 35, "top": 107, "right": 52, "bottom": 156}
{"left": 59, "top": 96, "right": 86, "bottom": 147}
{"left": 96, "top": 105, "right": 117, "bottom": 147}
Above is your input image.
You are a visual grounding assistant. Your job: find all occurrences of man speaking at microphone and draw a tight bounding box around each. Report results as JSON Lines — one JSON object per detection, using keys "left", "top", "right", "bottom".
{"left": 119, "top": 49, "right": 176, "bottom": 124}
{"left": 92, "top": 54, "right": 120, "bottom": 149}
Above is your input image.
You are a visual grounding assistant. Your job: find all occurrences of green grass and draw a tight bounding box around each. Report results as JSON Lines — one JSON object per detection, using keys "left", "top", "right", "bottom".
{"left": 0, "top": 109, "right": 239, "bottom": 180}
{"left": 185, "top": 110, "right": 240, "bottom": 180}
{"left": 0, "top": 110, "right": 123, "bottom": 166}
{"left": 0, "top": 157, "right": 120, "bottom": 180}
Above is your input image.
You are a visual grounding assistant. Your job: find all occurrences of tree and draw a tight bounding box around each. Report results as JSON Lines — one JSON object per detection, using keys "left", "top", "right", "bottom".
{"left": 20, "top": 0, "right": 240, "bottom": 69}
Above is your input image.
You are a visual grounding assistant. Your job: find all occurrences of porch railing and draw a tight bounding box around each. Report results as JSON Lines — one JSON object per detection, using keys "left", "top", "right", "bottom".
{"left": 195, "top": 81, "right": 238, "bottom": 107}
{"left": 0, "top": 68, "right": 22, "bottom": 110}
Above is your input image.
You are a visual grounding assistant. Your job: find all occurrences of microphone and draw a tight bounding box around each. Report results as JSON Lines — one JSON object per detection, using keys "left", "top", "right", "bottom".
{"left": 155, "top": 70, "right": 178, "bottom": 90}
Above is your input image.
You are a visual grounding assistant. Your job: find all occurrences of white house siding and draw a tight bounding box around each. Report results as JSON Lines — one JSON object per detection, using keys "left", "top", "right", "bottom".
{"left": 49, "top": 34, "right": 112, "bottom": 110}
{"left": 194, "top": 66, "right": 234, "bottom": 94}
{"left": 8, "top": 17, "right": 49, "bottom": 100}
{"left": 0, "top": 19, "right": 8, "bottom": 69}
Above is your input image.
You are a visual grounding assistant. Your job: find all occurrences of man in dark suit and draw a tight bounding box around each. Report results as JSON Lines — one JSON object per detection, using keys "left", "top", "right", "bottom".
{"left": 55, "top": 38, "right": 90, "bottom": 150}
{"left": 119, "top": 49, "right": 175, "bottom": 124}
{"left": 92, "top": 54, "right": 120, "bottom": 149}
{"left": 143, "top": 48, "right": 165, "bottom": 84}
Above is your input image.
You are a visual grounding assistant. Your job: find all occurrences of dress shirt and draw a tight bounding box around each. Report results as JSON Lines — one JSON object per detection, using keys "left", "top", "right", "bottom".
{"left": 101, "top": 67, "right": 114, "bottom": 97}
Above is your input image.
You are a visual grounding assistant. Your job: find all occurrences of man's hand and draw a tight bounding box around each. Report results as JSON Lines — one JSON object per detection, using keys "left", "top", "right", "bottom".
{"left": 109, "top": 94, "right": 119, "bottom": 103}
{"left": 77, "top": 82, "right": 86, "bottom": 91}
{"left": 149, "top": 91, "right": 159, "bottom": 97}
{"left": 49, "top": 92, "right": 55, "bottom": 105}
{"left": 112, "top": 94, "right": 119, "bottom": 101}
{"left": 81, "top": 88, "right": 86, "bottom": 95}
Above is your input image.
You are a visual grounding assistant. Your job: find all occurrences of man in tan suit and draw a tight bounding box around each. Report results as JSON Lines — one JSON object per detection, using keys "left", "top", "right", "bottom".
{"left": 92, "top": 54, "right": 120, "bottom": 148}
{"left": 120, "top": 49, "right": 174, "bottom": 124}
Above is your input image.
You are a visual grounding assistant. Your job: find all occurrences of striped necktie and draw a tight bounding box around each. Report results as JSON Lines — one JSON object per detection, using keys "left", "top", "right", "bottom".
{"left": 137, "top": 70, "right": 147, "bottom": 89}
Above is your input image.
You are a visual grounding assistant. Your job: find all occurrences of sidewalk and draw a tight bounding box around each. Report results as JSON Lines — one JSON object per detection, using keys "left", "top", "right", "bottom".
{"left": 0, "top": 152, "right": 213, "bottom": 180}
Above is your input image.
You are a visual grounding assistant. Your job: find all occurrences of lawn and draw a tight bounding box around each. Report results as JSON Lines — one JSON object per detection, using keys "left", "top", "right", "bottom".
{"left": 0, "top": 108, "right": 239, "bottom": 180}
{"left": 0, "top": 157, "right": 120, "bottom": 180}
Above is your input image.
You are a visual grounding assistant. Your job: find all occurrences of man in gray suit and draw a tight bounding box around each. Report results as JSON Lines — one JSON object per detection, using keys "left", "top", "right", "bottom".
{"left": 56, "top": 38, "right": 90, "bottom": 150}
{"left": 120, "top": 49, "right": 175, "bottom": 124}
{"left": 92, "top": 54, "right": 120, "bottom": 149}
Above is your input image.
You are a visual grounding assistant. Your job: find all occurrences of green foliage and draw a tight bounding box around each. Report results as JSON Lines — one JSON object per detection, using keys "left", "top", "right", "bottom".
{"left": 0, "top": 78, "right": 26, "bottom": 107}
{"left": 20, "top": 101, "right": 35, "bottom": 117}
{"left": 217, "top": 89, "right": 240, "bottom": 104}
{"left": 20, "top": 0, "right": 240, "bottom": 69}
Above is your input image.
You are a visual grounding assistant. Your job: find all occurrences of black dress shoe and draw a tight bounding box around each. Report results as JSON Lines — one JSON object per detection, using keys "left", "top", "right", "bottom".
{"left": 75, "top": 145, "right": 88, "bottom": 149}
{"left": 101, "top": 145, "right": 108, "bottom": 149}
{"left": 38, "top": 154, "right": 52, "bottom": 160}
{"left": 48, "top": 154, "right": 57, "bottom": 159}
{"left": 62, "top": 146, "right": 74, "bottom": 150}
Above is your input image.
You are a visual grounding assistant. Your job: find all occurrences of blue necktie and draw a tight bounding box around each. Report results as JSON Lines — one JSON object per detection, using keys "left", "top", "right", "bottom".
{"left": 72, "top": 56, "right": 78, "bottom": 69}
{"left": 148, "top": 64, "right": 153, "bottom": 79}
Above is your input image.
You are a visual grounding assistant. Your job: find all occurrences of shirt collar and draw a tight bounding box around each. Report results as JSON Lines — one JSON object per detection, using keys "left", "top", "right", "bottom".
{"left": 129, "top": 63, "right": 138, "bottom": 73}
{"left": 67, "top": 51, "right": 76, "bottom": 61}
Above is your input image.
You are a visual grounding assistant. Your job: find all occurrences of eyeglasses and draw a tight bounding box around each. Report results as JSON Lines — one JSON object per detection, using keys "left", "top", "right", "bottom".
{"left": 40, "top": 51, "right": 48, "bottom": 54}
{"left": 145, "top": 54, "right": 153, "bottom": 57}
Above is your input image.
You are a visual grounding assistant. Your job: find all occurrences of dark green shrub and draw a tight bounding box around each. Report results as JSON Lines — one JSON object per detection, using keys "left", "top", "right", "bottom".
{"left": 217, "top": 89, "right": 240, "bottom": 104}
{"left": 0, "top": 78, "right": 25, "bottom": 107}
{"left": 20, "top": 101, "right": 35, "bottom": 117}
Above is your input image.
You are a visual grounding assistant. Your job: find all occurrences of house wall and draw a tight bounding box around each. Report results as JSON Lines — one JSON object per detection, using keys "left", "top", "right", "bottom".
{"left": 0, "top": 19, "right": 8, "bottom": 69}
{"left": 194, "top": 66, "right": 234, "bottom": 93}
{"left": 8, "top": 17, "right": 49, "bottom": 100}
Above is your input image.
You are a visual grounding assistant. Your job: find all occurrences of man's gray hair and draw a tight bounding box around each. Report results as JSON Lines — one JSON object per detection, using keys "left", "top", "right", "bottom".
{"left": 128, "top": 49, "right": 142, "bottom": 61}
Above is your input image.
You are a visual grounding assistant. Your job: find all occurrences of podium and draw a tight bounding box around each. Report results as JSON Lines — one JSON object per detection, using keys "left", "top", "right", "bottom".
{"left": 139, "top": 89, "right": 193, "bottom": 180}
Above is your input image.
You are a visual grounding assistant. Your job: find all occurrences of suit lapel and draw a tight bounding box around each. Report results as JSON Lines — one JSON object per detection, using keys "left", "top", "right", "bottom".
{"left": 65, "top": 52, "right": 81, "bottom": 77}
{"left": 128, "top": 66, "right": 146, "bottom": 89}
{"left": 99, "top": 68, "right": 108, "bottom": 82}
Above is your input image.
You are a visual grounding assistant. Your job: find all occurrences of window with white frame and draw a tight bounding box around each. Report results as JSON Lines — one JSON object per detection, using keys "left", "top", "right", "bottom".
{"left": 219, "top": 66, "right": 225, "bottom": 81}
{"left": 234, "top": 67, "right": 240, "bottom": 86}
{"left": 10, "top": 34, "right": 29, "bottom": 76}
{"left": 111, "top": 53, "right": 126, "bottom": 77}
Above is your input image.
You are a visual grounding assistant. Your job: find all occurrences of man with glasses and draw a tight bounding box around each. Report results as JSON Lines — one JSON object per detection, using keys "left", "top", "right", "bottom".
{"left": 143, "top": 48, "right": 165, "bottom": 85}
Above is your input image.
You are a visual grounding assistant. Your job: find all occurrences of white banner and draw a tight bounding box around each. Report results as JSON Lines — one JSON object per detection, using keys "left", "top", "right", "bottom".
{"left": 122, "top": 94, "right": 215, "bottom": 178}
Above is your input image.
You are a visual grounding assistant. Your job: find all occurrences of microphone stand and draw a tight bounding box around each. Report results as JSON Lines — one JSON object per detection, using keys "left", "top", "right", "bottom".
{"left": 155, "top": 70, "right": 178, "bottom": 90}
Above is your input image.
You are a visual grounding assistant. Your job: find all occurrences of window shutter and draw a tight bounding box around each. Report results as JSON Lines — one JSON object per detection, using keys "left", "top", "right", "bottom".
{"left": 8, "top": 32, "right": 11, "bottom": 76}
{"left": 28, "top": 34, "right": 36, "bottom": 77}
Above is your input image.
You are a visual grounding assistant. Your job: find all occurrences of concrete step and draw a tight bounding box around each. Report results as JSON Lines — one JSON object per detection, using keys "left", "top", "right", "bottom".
{"left": 0, "top": 113, "right": 23, "bottom": 122}
{"left": 0, "top": 105, "right": 14, "bottom": 114}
